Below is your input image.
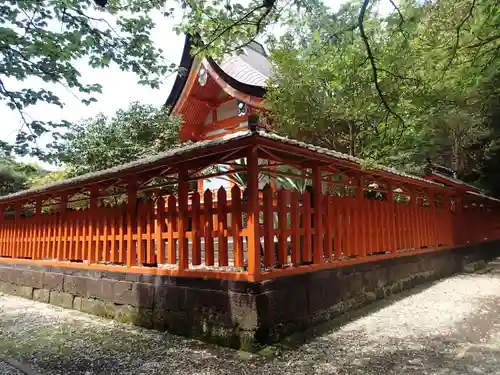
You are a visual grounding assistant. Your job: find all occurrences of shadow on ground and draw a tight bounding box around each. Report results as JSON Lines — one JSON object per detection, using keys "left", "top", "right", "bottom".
{"left": 2, "top": 271, "right": 500, "bottom": 374}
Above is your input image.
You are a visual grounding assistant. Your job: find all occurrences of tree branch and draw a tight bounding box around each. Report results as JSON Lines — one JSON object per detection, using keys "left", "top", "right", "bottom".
{"left": 443, "top": 0, "right": 476, "bottom": 73}
{"left": 194, "top": 0, "right": 277, "bottom": 56}
{"left": 358, "top": 0, "right": 404, "bottom": 125}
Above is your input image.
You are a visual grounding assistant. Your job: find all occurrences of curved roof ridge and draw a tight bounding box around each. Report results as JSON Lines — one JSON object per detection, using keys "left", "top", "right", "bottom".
{"left": 165, "top": 35, "right": 269, "bottom": 111}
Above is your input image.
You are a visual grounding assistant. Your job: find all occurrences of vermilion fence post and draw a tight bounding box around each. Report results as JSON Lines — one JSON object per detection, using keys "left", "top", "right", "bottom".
{"left": 277, "top": 189, "right": 288, "bottom": 265}
{"left": 126, "top": 181, "right": 137, "bottom": 267}
{"left": 246, "top": 146, "right": 261, "bottom": 280}
{"left": 102, "top": 213, "right": 109, "bottom": 262}
{"left": 332, "top": 193, "right": 342, "bottom": 259}
{"left": 290, "top": 190, "right": 301, "bottom": 263}
{"left": 136, "top": 202, "right": 144, "bottom": 264}
{"left": 357, "top": 188, "right": 367, "bottom": 258}
{"left": 0, "top": 206, "right": 5, "bottom": 256}
{"left": 156, "top": 197, "right": 166, "bottom": 264}
{"left": 302, "top": 191, "right": 312, "bottom": 262}
{"left": 323, "top": 195, "right": 333, "bottom": 260}
{"left": 263, "top": 185, "right": 274, "bottom": 267}
{"left": 430, "top": 192, "right": 439, "bottom": 246}
{"left": 118, "top": 211, "right": 125, "bottom": 263}
{"left": 374, "top": 197, "right": 382, "bottom": 253}
{"left": 312, "top": 165, "right": 324, "bottom": 264}
{"left": 62, "top": 195, "right": 70, "bottom": 260}
{"left": 345, "top": 195, "right": 355, "bottom": 257}
{"left": 7, "top": 210, "right": 14, "bottom": 258}
{"left": 88, "top": 188, "right": 99, "bottom": 264}
{"left": 203, "top": 190, "right": 214, "bottom": 266}
{"left": 13, "top": 204, "right": 20, "bottom": 258}
{"left": 178, "top": 169, "right": 189, "bottom": 271}
{"left": 57, "top": 194, "right": 67, "bottom": 261}
{"left": 191, "top": 192, "right": 202, "bottom": 266}
{"left": 231, "top": 185, "right": 243, "bottom": 267}
{"left": 75, "top": 214, "right": 82, "bottom": 261}
{"left": 146, "top": 199, "right": 154, "bottom": 265}
{"left": 387, "top": 185, "right": 396, "bottom": 253}
{"left": 217, "top": 187, "right": 229, "bottom": 267}
{"left": 168, "top": 194, "right": 178, "bottom": 264}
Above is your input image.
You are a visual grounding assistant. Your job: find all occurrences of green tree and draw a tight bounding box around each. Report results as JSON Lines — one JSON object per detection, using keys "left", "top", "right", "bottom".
{"left": 0, "top": 0, "right": 176, "bottom": 158}
{"left": 262, "top": 0, "right": 500, "bottom": 188}
{"left": 53, "top": 101, "right": 181, "bottom": 175}
{"left": 0, "top": 157, "right": 46, "bottom": 196}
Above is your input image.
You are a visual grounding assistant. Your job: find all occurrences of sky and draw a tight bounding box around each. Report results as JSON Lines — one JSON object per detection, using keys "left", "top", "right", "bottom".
{"left": 0, "top": 0, "right": 395, "bottom": 170}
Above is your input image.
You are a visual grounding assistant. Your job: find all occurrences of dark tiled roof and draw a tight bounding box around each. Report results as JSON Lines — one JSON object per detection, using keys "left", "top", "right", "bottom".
{"left": 219, "top": 44, "right": 271, "bottom": 87}
{"left": 165, "top": 36, "right": 270, "bottom": 110}
{"left": 165, "top": 34, "right": 195, "bottom": 111}
{"left": 3, "top": 130, "right": 493, "bottom": 204}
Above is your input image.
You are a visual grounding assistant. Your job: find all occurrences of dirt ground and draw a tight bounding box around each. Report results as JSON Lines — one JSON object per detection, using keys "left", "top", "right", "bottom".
{"left": 2, "top": 264, "right": 500, "bottom": 375}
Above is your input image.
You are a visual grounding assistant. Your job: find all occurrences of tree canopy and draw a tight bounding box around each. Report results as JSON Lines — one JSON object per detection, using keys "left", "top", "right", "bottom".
{"left": 52, "top": 101, "right": 181, "bottom": 176}
{"left": 0, "top": 0, "right": 176, "bottom": 158}
{"left": 261, "top": 0, "right": 500, "bottom": 194}
{"left": 0, "top": 156, "right": 48, "bottom": 196}
{"left": 2, "top": 0, "right": 500, "bottom": 195}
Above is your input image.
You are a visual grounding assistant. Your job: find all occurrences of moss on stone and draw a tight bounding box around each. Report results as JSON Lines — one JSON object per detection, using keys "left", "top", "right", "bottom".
{"left": 81, "top": 298, "right": 116, "bottom": 319}
{"left": 114, "top": 305, "right": 153, "bottom": 329}
{"left": 73, "top": 296, "right": 82, "bottom": 310}
{"left": 49, "top": 291, "right": 74, "bottom": 309}
{"left": 33, "top": 289, "right": 50, "bottom": 303}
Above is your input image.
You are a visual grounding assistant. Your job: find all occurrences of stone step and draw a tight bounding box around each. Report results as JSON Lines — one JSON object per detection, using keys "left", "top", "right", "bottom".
{"left": 463, "top": 259, "right": 486, "bottom": 273}
{"left": 475, "top": 266, "right": 494, "bottom": 274}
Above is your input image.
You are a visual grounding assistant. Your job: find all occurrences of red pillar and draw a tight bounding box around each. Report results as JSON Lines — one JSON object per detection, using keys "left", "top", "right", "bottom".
{"left": 312, "top": 165, "right": 323, "bottom": 264}
{"left": 246, "top": 146, "right": 261, "bottom": 280}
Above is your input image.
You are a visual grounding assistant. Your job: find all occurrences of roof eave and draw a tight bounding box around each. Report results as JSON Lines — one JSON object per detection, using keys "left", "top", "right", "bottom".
{"left": 165, "top": 34, "right": 195, "bottom": 113}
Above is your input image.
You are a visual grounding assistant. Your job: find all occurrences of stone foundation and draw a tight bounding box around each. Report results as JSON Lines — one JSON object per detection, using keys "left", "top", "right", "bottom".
{"left": 0, "top": 241, "right": 498, "bottom": 351}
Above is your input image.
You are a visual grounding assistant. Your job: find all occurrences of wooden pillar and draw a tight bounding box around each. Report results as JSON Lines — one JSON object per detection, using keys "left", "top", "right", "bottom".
{"left": 34, "top": 199, "right": 42, "bottom": 259}
{"left": 89, "top": 189, "right": 99, "bottom": 264}
{"left": 12, "top": 203, "right": 20, "bottom": 258}
{"left": 127, "top": 180, "right": 137, "bottom": 266}
{"left": 0, "top": 205, "right": 4, "bottom": 256}
{"left": 387, "top": 184, "right": 396, "bottom": 253}
{"left": 355, "top": 175, "right": 365, "bottom": 257}
{"left": 270, "top": 161, "right": 278, "bottom": 191}
{"left": 197, "top": 179, "right": 204, "bottom": 193}
{"left": 246, "top": 146, "right": 261, "bottom": 280}
{"left": 443, "top": 192, "right": 453, "bottom": 246}
{"left": 312, "top": 165, "right": 323, "bottom": 264}
{"left": 178, "top": 169, "right": 189, "bottom": 271}
{"left": 56, "top": 193, "right": 68, "bottom": 261}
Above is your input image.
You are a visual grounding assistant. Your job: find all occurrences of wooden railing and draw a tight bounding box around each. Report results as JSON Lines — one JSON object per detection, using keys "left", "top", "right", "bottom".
{"left": 1, "top": 185, "right": 500, "bottom": 281}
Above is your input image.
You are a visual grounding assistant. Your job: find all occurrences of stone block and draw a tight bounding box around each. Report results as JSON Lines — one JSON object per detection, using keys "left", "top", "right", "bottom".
{"left": 73, "top": 296, "right": 82, "bottom": 310}
{"left": 131, "top": 282, "right": 154, "bottom": 308}
{"left": 0, "top": 268, "right": 17, "bottom": 284}
{"left": 63, "top": 275, "right": 89, "bottom": 296}
{"left": 340, "top": 272, "right": 364, "bottom": 300}
{"left": 33, "top": 289, "right": 50, "bottom": 303}
{"left": 13, "top": 285, "right": 33, "bottom": 299}
{"left": 154, "top": 285, "right": 187, "bottom": 311}
{"left": 0, "top": 281, "right": 14, "bottom": 294}
{"left": 17, "top": 270, "right": 43, "bottom": 288}
{"left": 43, "top": 273, "right": 64, "bottom": 291}
{"left": 81, "top": 298, "right": 116, "bottom": 318}
{"left": 115, "top": 305, "right": 153, "bottom": 328}
{"left": 306, "top": 271, "right": 343, "bottom": 314}
{"left": 49, "top": 291, "right": 74, "bottom": 309}
{"left": 257, "top": 285, "right": 308, "bottom": 327}
{"left": 152, "top": 308, "right": 167, "bottom": 331}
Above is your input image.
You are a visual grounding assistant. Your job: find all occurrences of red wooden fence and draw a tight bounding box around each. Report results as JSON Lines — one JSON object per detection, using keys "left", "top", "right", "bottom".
{"left": 1, "top": 183, "right": 499, "bottom": 281}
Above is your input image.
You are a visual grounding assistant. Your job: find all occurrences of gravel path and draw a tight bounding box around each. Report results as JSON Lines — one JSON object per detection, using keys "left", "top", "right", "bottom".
{"left": 0, "top": 361, "right": 25, "bottom": 375}
{"left": 2, "top": 268, "right": 500, "bottom": 375}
